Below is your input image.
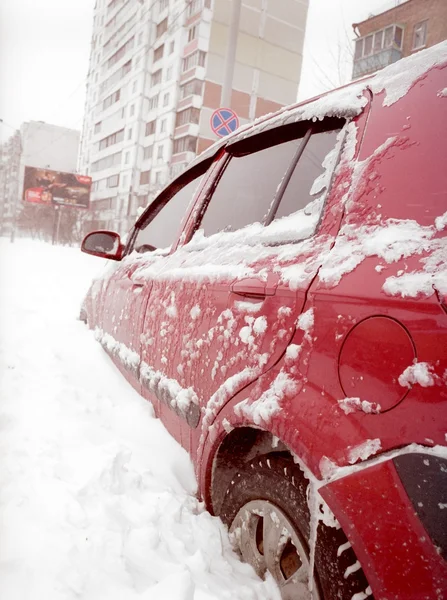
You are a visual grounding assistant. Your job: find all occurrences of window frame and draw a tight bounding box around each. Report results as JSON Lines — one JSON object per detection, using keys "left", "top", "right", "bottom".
{"left": 412, "top": 20, "right": 427, "bottom": 50}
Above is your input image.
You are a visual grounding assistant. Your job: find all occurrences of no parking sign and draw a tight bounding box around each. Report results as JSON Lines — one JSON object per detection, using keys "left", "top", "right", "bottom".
{"left": 211, "top": 107, "right": 240, "bottom": 138}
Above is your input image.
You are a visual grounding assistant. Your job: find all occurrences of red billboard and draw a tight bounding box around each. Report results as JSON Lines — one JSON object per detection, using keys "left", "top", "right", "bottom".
{"left": 23, "top": 166, "right": 91, "bottom": 209}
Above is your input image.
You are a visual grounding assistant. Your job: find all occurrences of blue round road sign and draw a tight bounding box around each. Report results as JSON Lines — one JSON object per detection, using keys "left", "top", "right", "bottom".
{"left": 211, "top": 107, "right": 240, "bottom": 138}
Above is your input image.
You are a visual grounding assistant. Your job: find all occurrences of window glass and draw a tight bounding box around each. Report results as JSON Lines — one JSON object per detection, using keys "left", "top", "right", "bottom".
{"left": 199, "top": 139, "right": 301, "bottom": 237}
{"left": 275, "top": 129, "right": 341, "bottom": 221}
{"left": 134, "top": 174, "right": 204, "bottom": 252}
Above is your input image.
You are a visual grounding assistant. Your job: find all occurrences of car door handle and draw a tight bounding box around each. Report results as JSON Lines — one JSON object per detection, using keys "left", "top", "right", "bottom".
{"left": 231, "top": 277, "right": 276, "bottom": 298}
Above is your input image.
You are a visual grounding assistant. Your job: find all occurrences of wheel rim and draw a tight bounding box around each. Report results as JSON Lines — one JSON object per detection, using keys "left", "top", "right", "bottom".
{"left": 229, "top": 499, "right": 321, "bottom": 600}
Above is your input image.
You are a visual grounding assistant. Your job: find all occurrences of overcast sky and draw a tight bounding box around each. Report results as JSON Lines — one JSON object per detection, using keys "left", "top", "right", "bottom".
{"left": 0, "top": 0, "right": 398, "bottom": 143}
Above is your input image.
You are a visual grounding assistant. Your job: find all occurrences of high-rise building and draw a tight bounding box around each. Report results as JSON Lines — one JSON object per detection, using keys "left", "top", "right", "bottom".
{"left": 352, "top": 0, "right": 447, "bottom": 79}
{"left": 79, "top": 0, "right": 309, "bottom": 234}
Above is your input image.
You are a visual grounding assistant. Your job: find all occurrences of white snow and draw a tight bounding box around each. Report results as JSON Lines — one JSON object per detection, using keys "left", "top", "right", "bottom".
{"left": 189, "top": 304, "right": 201, "bottom": 320}
{"left": 347, "top": 439, "right": 382, "bottom": 465}
{"left": 285, "top": 344, "right": 301, "bottom": 361}
{"left": 438, "top": 87, "right": 447, "bottom": 97}
{"left": 338, "top": 398, "right": 381, "bottom": 415}
{"left": 234, "top": 370, "right": 297, "bottom": 426}
{"left": 398, "top": 361, "right": 436, "bottom": 388}
{"left": 0, "top": 239, "right": 280, "bottom": 600}
{"left": 435, "top": 210, "right": 447, "bottom": 231}
{"left": 297, "top": 308, "right": 314, "bottom": 332}
{"left": 370, "top": 41, "right": 447, "bottom": 106}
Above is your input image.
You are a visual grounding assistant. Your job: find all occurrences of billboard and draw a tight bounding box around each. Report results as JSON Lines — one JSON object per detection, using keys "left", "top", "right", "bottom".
{"left": 23, "top": 166, "right": 91, "bottom": 209}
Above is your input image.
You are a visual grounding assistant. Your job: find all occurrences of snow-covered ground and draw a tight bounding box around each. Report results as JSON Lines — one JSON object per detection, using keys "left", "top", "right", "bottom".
{"left": 0, "top": 238, "right": 279, "bottom": 600}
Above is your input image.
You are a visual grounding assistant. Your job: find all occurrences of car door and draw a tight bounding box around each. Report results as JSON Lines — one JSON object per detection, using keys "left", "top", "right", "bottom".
{"left": 129, "top": 159, "right": 218, "bottom": 446}
{"left": 156, "top": 119, "right": 347, "bottom": 456}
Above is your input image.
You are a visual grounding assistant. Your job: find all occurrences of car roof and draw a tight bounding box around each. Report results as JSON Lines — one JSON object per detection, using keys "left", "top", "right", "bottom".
{"left": 188, "top": 41, "right": 447, "bottom": 169}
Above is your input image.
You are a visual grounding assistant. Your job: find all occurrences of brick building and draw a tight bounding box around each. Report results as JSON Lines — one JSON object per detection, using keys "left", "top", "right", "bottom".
{"left": 352, "top": 0, "right": 447, "bottom": 79}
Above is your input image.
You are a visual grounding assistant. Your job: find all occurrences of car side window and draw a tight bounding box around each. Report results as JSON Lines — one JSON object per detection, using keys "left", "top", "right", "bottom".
{"left": 199, "top": 138, "right": 301, "bottom": 237}
{"left": 197, "top": 125, "right": 342, "bottom": 241}
{"left": 274, "top": 129, "right": 341, "bottom": 221}
{"left": 133, "top": 173, "right": 204, "bottom": 252}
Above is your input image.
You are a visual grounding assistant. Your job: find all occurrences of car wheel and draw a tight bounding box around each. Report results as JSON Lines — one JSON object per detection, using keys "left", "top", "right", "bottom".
{"left": 220, "top": 454, "right": 371, "bottom": 600}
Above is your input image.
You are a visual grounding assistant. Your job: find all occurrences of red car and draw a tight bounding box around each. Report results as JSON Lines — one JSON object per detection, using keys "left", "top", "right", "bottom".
{"left": 81, "top": 43, "right": 447, "bottom": 600}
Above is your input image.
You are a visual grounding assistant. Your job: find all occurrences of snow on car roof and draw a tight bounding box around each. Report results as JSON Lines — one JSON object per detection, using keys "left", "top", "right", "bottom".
{"left": 189, "top": 41, "right": 447, "bottom": 168}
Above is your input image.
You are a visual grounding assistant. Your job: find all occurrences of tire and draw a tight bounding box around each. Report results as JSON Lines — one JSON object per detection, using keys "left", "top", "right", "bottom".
{"left": 220, "top": 454, "right": 371, "bottom": 600}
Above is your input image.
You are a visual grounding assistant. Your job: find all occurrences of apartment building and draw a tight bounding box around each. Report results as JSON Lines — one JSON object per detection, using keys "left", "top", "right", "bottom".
{"left": 79, "top": 0, "right": 309, "bottom": 234}
{"left": 0, "top": 131, "right": 21, "bottom": 236}
{"left": 352, "top": 0, "right": 447, "bottom": 79}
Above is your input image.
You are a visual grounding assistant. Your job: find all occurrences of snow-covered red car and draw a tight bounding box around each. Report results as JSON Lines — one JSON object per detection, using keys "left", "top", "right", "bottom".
{"left": 81, "top": 43, "right": 447, "bottom": 600}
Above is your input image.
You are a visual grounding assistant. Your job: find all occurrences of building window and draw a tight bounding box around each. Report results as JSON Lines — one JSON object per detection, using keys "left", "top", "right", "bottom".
{"left": 140, "top": 170, "right": 151, "bottom": 184}
{"left": 94, "top": 121, "right": 102, "bottom": 134}
{"left": 145, "top": 120, "right": 156, "bottom": 136}
{"left": 143, "top": 145, "right": 153, "bottom": 160}
{"left": 354, "top": 24, "right": 404, "bottom": 61}
{"left": 160, "top": 120, "right": 167, "bottom": 133}
{"left": 173, "top": 136, "right": 197, "bottom": 154}
{"left": 413, "top": 21, "right": 427, "bottom": 50}
{"left": 99, "top": 129, "right": 125, "bottom": 150}
{"left": 182, "top": 50, "right": 206, "bottom": 72}
{"left": 155, "top": 171, "right": 162, "bottom": 184}
{"left": 166, "top": 66, "right": 173, "bottom": 80}
{"left": 148, "top": 94, "right": 159, "bottom": 110}
{"left": 128, "top": 128, "right": 132, "bottom": 140}
{"left": 157, "top": 145, "right": 164, "bottom": 159}
{"left": 132, "top": 80, "right": 138, "bottom": 93}
{"left": 152, "top": 69, "right": 162, "bottom": 85}
{"left": 159, "top": 0, "right": 169, "bottom": 10}
{"left": 107, "top": 36, "right": 134, "bottom": 68}
{"left": 125, "top": 151, "right": 130, "bottom": 164}
{"left": 179, "top": 79, "right": 203, "bottom": 99}
{"left": 122, "top": 60, "right": 132, "bottom": 75}
{"left": 138, "top": 32, "right": 143, "bottom": 45}
{"left": 103, "top": 89, "right": 120, "bottom": 110}
{"left": 163, "top": 92, "right": 170, "bottom": 106}
{"left": 154, "top": 44, "right": 164, "bottom": 62}
{"left": 188, "top": 25, "right": 198, "bottom": 43}
{"left": 188, "top": 0, "right": 211, "bottom": 17}
{"left": 175, "top": 107, "right": 200, "bottom": 127}
{"left": 169, "top": 40, "right": 175, "bottom": 54}
{"left": 91, "top": 151, "right": 122, "bottom": 172}
{"left": 121, "top": 107, "right": 126, "bottom": 118}
{"left": 107, "top": 174, "right": 119, "bottom": 188}
{"left": 130, "top": 104, "right": 135, "bottom": 117}
{"left": 122, "top": 175, "right": 128, "bottom": 188}
{"left": 156, "top": 17, "right": 168, "bottom": 39}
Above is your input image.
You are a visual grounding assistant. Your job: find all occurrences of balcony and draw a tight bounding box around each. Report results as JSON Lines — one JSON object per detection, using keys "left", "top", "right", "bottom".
{"left": 352, "top": 47, "right": 402, "bottom": 79}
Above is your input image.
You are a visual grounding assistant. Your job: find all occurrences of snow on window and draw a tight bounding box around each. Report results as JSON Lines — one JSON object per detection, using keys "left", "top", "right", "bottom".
{"left": 338, "top": 397, "right": 381, "bottom": 415}
{"left": 234, "top": 370, "right": 297, "bottom": 426}
{"left": 347, "top": 438, "right": 382, "bottom": 464}
{"left": 398, "top": 361, "right": 436, "bottom": 388}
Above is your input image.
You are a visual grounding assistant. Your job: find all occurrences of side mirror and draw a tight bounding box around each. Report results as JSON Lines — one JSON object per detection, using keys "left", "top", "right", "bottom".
{"left": 81, "top": 230, "right": 124, "bottom": 261}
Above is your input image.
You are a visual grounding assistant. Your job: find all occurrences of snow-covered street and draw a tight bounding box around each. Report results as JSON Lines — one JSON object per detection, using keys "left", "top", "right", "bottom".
{"left": 0, "top": 238, "right": 279, "bottom": 600}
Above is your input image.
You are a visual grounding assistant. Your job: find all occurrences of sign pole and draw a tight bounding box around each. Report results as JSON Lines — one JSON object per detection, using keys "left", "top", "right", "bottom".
{"left": 52, "top": 205, "right": 60, "bottom": 245}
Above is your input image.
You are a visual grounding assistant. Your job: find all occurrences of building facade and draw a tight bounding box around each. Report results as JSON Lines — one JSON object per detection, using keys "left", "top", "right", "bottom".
{"left": 352, "top": 0, "right": 447, "bottom": 79}
{"left": 0, "top": 121, "right": 80, "bottom": 236}
{"left": 79, "top": 0, "right": 309, "bottom": 234}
